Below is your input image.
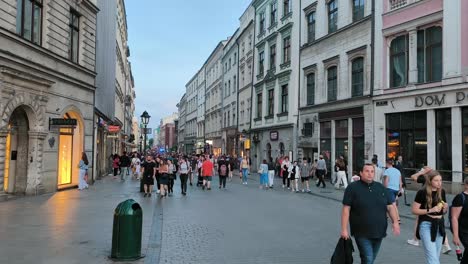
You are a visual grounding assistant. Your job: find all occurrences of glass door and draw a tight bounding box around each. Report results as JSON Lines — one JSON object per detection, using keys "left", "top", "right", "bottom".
{"left": 58, "top": 127, "right": 73, "bottom": 185}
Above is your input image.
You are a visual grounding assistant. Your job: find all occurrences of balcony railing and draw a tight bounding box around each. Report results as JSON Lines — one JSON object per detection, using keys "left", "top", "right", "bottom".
{"left": 389, "top": 0, "right": 421, "bottom": 11}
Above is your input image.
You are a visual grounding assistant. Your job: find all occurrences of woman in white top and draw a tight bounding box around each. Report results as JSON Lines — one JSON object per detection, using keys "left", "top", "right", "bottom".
{"left": 78, "top": 152, "right": 89, "bottom": 190}
{"left": 178, "top": 157, "right": 189, "bottom": 195}
{"left": 131, "top": 154, "right": 141, "bottom": 179}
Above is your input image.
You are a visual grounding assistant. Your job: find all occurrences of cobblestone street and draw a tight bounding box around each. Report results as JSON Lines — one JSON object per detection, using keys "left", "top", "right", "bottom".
{"left": 0, "top": 173, "right": 458, "bottom": 264}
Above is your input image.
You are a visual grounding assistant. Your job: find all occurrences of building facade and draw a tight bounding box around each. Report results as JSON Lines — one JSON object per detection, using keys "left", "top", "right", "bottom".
{"left": 222, "top": 31, "right": 240, "bottom": 156}
{"left": 298, "top": 0, "right": 372, "bottom": 177}
{"left": 177, "top": 93, "right": 186, "bottom": 153}
{"left": 237, "top": 5, "right": 255, "bottom": 159}
{"left": 95, "top": 0, "right": 135, "bottom": 179}
{"left": 196, "top": 67, "right": 206, "bottom": 154}
{"left": 0, "top": 0, "right": 98, "bottom": 197}
{"left": 184, "top": 75, "right": 197, "bottom": 153}
{"left": 205, "top": 41, "right": 227, "bottom": 156}
{"left": 251, "top": 0, "right": 300, "bottom": 170}
{"left": 373, "top": 0, "right": 468, "bottom": 185}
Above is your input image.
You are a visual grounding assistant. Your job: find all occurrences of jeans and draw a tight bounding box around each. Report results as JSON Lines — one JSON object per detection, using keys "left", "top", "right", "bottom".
{"left": 120, "top": 167, "right": 129, "bottom": 180}
{"left": 268, "top": 170, "right": 275, "bottom": 186}
{"left": 316, "top": 169, "right": 326, "bottom": 188}
{"left": 460, "top": 231, "right": 468, "bottom": 264}
{"left": 242, "top": 168, "right": 248, "bottom": 183}
{"left": 419, "top": 221, "right": 443, "bottom": 264}
{"left": 354, "top": 237, "right": 383, "bottom": 264}
{"left": 219, "top": 176, "right": 227, "bottom": 188}
{"left": 180, "top": 173, "right": 188, "bottom": 193}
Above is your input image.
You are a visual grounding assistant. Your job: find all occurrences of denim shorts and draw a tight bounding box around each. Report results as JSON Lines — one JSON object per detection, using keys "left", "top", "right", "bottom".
{"left": 387, "top": 189, "right": 399, "bottom": 203}
{"left": 203, "top": 176, "right": 212, "bottom": 181}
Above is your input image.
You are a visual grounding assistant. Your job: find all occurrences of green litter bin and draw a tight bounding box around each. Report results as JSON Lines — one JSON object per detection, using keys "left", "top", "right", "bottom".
{"left": 110, "top": 199, "right": 145, "bottom": 261}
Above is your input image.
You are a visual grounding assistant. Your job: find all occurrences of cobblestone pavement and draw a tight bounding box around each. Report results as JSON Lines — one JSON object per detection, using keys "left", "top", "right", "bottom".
{"left": 158, "top": 173, "right": 457, "bottom": 264}
{"left": 0, "top": 175, "right": 161, "bottom": 264}
{"left": 0, "top": 172, "right": 460, "bottom": 264}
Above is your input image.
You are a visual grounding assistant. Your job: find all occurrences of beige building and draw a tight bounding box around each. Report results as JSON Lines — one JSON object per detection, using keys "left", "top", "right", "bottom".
{"left": 0, "top": 0, "right": 99, "bottom": 198}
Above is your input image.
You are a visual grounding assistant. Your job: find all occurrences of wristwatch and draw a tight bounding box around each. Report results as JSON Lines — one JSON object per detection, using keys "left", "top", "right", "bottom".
{"left": 427, "top": 208, "right": 430, "bottom": 213}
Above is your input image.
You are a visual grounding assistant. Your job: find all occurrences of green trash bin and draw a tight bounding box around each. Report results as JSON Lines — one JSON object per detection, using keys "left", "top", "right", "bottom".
{"left": 110, "top": 199, "right": 145, "bottom": 261}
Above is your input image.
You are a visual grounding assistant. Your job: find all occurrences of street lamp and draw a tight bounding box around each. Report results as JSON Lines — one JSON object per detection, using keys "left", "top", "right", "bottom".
{"left": 140, "top": 111, "right": 151, "bottom": 153}
{"left": 139, "top": 135, "right": 143, "bottom": 153}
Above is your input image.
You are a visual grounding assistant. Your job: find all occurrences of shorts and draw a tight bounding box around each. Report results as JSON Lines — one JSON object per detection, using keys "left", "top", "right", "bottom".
{"left": 301, "top": 177, "right": 310, "bottom": 182}
{"left": 387, "top": 188, "right": 399, "bottom": 203}
{"left": 203, "top": 176, "right": 212, "bottom": 181}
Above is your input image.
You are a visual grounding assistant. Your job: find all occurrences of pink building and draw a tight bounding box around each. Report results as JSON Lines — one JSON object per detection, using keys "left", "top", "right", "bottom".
{"left": 373, "top": 0, "right": 468, "bottom": 186}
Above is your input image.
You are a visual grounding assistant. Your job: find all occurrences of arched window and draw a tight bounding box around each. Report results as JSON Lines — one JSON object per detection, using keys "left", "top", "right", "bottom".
{"left": 351, "top": 57, "right": 364, "bottom": 97}
{"left": 266, "top": 143, "right": 272, "bottom": 160}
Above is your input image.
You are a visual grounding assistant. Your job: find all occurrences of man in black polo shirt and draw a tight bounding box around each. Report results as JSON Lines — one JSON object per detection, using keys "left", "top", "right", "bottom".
{"left": 340, "top": 163, "right": 400, "bottom": 264}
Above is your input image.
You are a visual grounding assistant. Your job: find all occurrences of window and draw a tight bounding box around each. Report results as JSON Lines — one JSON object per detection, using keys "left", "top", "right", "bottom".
{"left": 259, "top": 51, "right": 265, "bottom": 75}
{"left": 327, "top": 66, "right": 338, "bottom": 102}
{"left": 242, "top": 42, "right": 245, "bottom": 55}
{"left": 257, "top": 93, "right": 263, "bottom": 118}
{"left": 390, "top": 35, "right": 408, "bottom": 88}
{"left": 233, "top": 76, "right": 237, "bottom": 93}
{"left": 259, "top": 12, "right": 266, "bottom": 33}
{"left": 283, "top": 36, "right": 291, "bottom": 63}
{"left": 268, "top": 89, "right": 274, "bottom": 116}
{"left": 353, "top": 0, "right": 365, "bottom": 22}
{"left": 320, "top": 121, "right": 332, "bottom": 176}
{"left": 436, "top": 109, "right": 452, "bottom": 180}
{"left": 224, "top": 113, "right": 227, "bottom": 127}
{"left": 229, "top": 58, "right": 231, "bottom": 70}
{"left": 69, "top": 10, "right": 80, "bottom": 63}
{"left": 228, "top": 80, "right": 231, "bottom": 95}
{"left": 386, "top": 111, "right": 427, "bottom": 177}
{"left": 224, "top": 83, "right": 227, "bottom": 97}
{"left": 16, "top": 0, "right": 43, "bottom": 44}
{"left": 351, "top": 57, "right": 364, "bottom": 97}
{"left": 283, "top": 0, "right": 292, "bottom": 16}
{"left": 307, "top": 11, "right": 316, "bottom": 43}
{"left": 328, "top": 0, "right": 338, "bottom": 33}
{"left": 228, "top": 111, "right": 231, "bottom": 126}
{"left": 281, "top": 84, "right": 288, "bottom": 113}
{"left": 417, "top": 26, "right": 442, "bottom": 83}
{"left": 234, "top": 53, "right": 237, "bottom": 65}
{"left": 306, "top": 73, "right": 315, "bottom": 105}
{"left": 335, "top": 120, "right": 349, "bottom": 163}
{"left": 270, "top": 2, "right": 277, "bottom": 26}
{"left": 270, "top": 44, "right": 276, "bottom": 69}
{"left": 303, "top": 122, "right": 313, "bottom": 136}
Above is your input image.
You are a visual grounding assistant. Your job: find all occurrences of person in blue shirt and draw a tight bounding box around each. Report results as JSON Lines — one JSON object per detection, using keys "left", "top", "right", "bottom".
{"left": 383, "top": 159, "right": 402, "bottom": 224}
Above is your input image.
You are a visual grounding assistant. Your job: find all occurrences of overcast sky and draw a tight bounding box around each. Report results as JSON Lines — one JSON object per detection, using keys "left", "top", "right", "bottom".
{"left": 126, "top": 0, "right": 252, "bottom": 133}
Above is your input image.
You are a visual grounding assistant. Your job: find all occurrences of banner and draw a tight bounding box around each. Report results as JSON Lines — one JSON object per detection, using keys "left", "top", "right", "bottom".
{"left": 108, "top": 125, "right": 121, "bottom": 133}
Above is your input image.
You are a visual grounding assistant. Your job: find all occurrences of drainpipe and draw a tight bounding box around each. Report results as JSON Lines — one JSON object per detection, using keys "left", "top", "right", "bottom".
{"left": 370, "top": 0, "right": 376, "bottom": 159}
{"left": 249, "top": 8, "right": 256, "bottom": 165}
{"left": 295, "top": 0, "right": 302, "bottom": 161}
{"left": 236, "top": 39, "right": 240, "bottom": 157}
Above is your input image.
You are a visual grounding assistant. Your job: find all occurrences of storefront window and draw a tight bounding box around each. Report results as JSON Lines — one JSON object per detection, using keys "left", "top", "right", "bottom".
{"left": 352, "top": 118, "right": 364, "bottom": 174}
{"left": 320, "top": 121, "right": 332, "bottom": 177}
{"left": 386, "top": 111, "right": 427, "bottom": 177}
{"left": 436, "top": 109, "right": 452, "bottom": 181}
{"left": 335, "top": 119, "right": 348, "bottom": 163}
{"left": 463, "top": 108, "right": 468, "bottom": 179}
{"left": 58, "top": 127, "right": 73, "bottom": 185}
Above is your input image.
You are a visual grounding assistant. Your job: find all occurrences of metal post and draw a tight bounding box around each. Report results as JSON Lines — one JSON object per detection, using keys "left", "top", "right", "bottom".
{"left": 143, "top": 125, "right": 147, "bottom": 153}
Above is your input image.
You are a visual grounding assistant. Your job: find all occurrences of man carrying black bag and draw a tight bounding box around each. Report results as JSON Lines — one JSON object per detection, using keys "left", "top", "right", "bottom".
{"left": 331, "top": 237, "right": 354, "bottom": 264}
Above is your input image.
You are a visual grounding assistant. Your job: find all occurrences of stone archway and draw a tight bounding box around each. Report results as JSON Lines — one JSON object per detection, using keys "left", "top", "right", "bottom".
{"left": 0, "top": 93, "right": 48, "bottom": 195}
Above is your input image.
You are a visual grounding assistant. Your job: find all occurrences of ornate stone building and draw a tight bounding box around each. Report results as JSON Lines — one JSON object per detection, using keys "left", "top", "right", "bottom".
{"left": 0, "top": 0, "right": 98, "bottom": 198}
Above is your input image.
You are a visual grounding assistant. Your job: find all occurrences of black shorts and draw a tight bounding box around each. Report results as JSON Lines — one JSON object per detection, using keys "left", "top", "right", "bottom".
{"left": 301, "top": 177, "right": 310, "bottom": 182}
{"left": 142, "top": 174, "right": 154, "bottom": 185}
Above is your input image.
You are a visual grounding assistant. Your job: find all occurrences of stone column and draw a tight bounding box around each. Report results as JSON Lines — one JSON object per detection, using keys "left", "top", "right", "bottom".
{"left": 0, "top": 130, "right": 8, "bottom": 198}
{"left": 25, "top": 130, "right": 47, "bottom": 195}
{"left": 427, "top": 110, "right": 436, "bottom": 168}
{"left": 452, "top": 107, "right": 463, "bottom": 183}
{"left": 408, "top": 29, "right": 418, "bottom": 84}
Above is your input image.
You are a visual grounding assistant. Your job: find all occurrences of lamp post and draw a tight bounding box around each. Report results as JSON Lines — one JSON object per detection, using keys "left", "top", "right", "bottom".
{"left": 140, "top": 111, "right": 151, "bottom": 153}
{"left": 139, "top": 135, "right": 143, "bottom": 153}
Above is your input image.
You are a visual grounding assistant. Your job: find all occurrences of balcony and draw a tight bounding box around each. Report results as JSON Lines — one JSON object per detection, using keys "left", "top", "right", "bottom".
{"left": 389, "top": 0, "right": 422, "bottom": 11}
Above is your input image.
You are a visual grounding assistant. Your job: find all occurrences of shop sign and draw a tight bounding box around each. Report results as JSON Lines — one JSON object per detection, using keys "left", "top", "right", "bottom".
{"left": 270, "top": 131, "right": 279, "bottom": 141}
{"left": 49, "top": 118, "right": 77, "bottom": 126}
{"left": 108, "top": 125, "right": 121, "bottom": 133}
{"left": 244, "top": 139, "right": 251, "bottom": 149}
{"left": 414, "top": 91, "right": 468, "bottom": 108}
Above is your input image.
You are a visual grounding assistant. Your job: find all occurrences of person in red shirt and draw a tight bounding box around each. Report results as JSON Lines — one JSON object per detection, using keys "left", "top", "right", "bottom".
{"left": 201, "top": 154, "right": 215, "bottom": 190}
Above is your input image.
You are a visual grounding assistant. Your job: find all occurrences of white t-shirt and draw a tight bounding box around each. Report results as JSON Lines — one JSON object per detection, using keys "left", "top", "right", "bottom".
{"left": 374, "top": 165, "right": 383, "bottom": 183}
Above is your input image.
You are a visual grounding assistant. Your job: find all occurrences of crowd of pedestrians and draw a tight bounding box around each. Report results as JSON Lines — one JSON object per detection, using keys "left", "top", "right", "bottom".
{"left": 102, "top": 149, "right": 468, "bottom": 264}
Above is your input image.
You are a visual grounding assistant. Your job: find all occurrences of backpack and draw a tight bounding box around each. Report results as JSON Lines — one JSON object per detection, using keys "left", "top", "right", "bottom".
{"left": 450, "top": 192, "right": 467, "bottom": 234}
{"left": 220, "top": 164, "right": 227, "bottom": 176}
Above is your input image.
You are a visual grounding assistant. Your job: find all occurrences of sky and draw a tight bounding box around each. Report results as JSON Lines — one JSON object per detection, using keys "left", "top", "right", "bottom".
{"left": 126, "top": 0, "right": 252, "bottom": 133}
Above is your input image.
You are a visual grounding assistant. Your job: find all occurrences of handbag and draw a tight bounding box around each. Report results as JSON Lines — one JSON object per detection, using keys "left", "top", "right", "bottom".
{"left": 84, "top": 170, "right": 89, "bottom": 182}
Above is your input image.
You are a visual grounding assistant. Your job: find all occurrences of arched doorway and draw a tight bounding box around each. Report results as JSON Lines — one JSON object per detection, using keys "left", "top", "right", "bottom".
{"left": 4, "top": 107, "right": 30, "bottom": 194}
{"left": 279, "top": 142, "right": 285, "bottom": 156}
{"left": 57, "top": 111, "right": 84, "bottom": 188}
{"left": 266, "top": 143, "right": 272, "bottom": 160}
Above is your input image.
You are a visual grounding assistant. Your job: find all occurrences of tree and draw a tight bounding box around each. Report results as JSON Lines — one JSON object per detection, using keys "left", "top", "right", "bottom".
{"left": 148, "top": 138, "right": 154, "bottom": 149}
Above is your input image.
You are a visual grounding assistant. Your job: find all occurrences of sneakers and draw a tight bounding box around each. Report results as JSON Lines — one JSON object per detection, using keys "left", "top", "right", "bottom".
{"left": 302, "top": 189, "right": 305, "bottom": 193}
{"left": 442, "top": 244, "right": 452, "bottom": 254}
{"left": 144, "top": 193, "right": 147, "bottom": 197}
{"left": 407, "top": 238, "right": 419, "bottom": 247}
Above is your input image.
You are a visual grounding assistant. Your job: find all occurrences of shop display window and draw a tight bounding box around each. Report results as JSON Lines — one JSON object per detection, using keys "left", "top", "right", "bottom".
{"left": 386, "top": 111, "right": 427, "bottom": 177}
{"left": 462, "top": 108, "right": 468, "bottom": 180}
{"left": 436, "top": 109, "right": 452, "bottom": 181}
